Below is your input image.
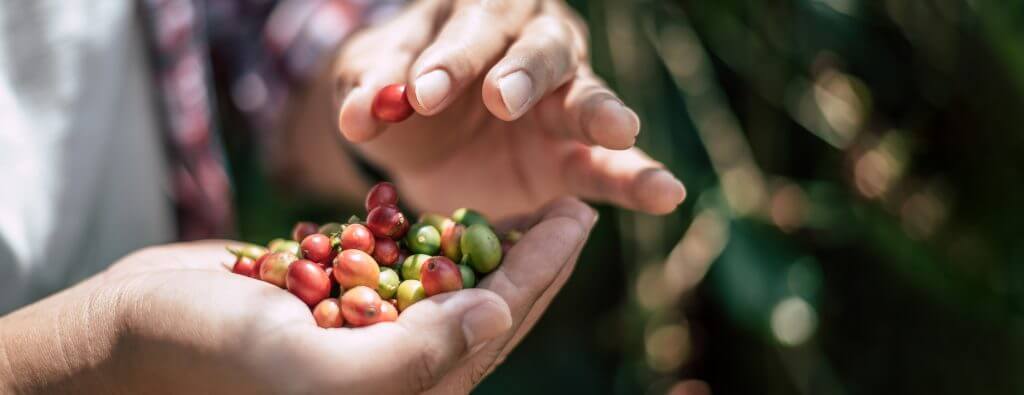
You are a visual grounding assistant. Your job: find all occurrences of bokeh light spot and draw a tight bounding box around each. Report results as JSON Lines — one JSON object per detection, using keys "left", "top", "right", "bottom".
{"left": 770, "top": 297, "right": 818, "bottom": 346}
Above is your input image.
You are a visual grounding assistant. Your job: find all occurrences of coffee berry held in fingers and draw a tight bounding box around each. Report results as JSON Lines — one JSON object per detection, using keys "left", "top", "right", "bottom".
{"left": 371, "top": 84, "right": 414, "bottom": 123}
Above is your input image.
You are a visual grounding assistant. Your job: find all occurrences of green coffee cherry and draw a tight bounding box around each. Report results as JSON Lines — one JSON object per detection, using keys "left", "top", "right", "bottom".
{"left": 377, "top": 268, "right": 400, "bottom": 299}
{"left": 458, "top": 265, "right": 476, "bottom": 288}
{"left": 267, "top": 238, "right": 287, "bottom": 251}
{"left": 318, "top": 222, "right": 343, "bottom": 236}
{"left": 504, "top": 230, "right": 523, "bottom": 243}
{"left": 392, "top": 257, "right": 404, "bottom": 278}
{"left": 269, "top": 239, "right": 301, "bottom": 256}
{"left": 452, "top": 208, "right": 491, "bottom": 228}
{"left": 460, "top": 224, "right": 502, "bottom": 273}
{"left": 405, "top": 223, "right": 440, "bottom": 255}
{"left": 396, "top": 280, "right": 426, "bottom": 311}
{"left": 418, "top": 213, "right": 448, "bottom": 232}
{"left": 401, "top": 254, "right": 431, "bottom": 281}
{"left": 228, "top": 244, "right": 268, "bottom": 260}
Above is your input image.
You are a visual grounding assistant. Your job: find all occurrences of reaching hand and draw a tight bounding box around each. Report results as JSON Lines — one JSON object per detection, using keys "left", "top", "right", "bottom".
{"left": 333, "top": 0, "right": 685, "bottom": 219}
{"left": 0, "top": 198, "right": 596, "bottom": 394}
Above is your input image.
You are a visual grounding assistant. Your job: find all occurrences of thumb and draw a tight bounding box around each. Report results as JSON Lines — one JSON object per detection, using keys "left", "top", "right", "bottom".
{"left": 383, "top": 289, "right": 513, "bottom": 393}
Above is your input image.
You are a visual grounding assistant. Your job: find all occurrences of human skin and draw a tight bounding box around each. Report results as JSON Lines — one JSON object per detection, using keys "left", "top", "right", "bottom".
{"left": 283, "top": 0, "right": 686, "bottom": 219}
{"left": 0, "top": 198, "right": 596, "bottom": 394}
{"left": 0, "top": 1, "right": 690, "bottom": 392}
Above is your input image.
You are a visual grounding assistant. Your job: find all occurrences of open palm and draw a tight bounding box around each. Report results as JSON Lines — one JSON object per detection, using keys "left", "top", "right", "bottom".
{"left": 101, "top": 198, "right": 595, "bottom": 394}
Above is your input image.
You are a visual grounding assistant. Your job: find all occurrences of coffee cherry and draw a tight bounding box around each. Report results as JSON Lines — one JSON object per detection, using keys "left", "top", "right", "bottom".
{"left": 252, "top": 253, "right": 270, "bottom": 277}
{"left": 396, "top": 280, "right": 426, "bottom": 311}
{"left": 228, "top": 244, "right": 269, "bottom": 260}
{"left": 372, "top": 237, "right": 400, "bottom": 266}
{"left": 333, "top": 249, "right": 380, "bottom": 289}
{"left": 440, "top": 220, "right": 465, "bottom": 261}
{"left": 260, "top": 252, "right": 298, "bottom": 288}
{"left": 460, "top": 224, "right": 502, "bottom": 273}
{"left": 286, "top": 259, "right": 331, "bottom": 306}
{"left": 378, "top": 301, "right": 398, "bottom": 322}
{"left": 418, "top": 213, "right": 448, "bottom": 232}
{"left": 501, "top": 230, "right": 522, "bottom": 256}
{"left": 318, "top": 222, "right": 343, "bottom": 236}
{"left": 504, "top": 230, "right": 523, "bottom": 243}
{"left": 420, "top": 256, "right": 463, "bottom": 296}
{"left": 400, "top": 254, "right": 431, "bottom": 281}
{"left": 366, "top": 205, "right": 409, "bottom": 239}
{"left": 292, "top": 221, "right": 319, "bottom": 242}
{"left": 269, "top": 239, "right": 301, "bottom": 256}
{"left": 365, "top": 182, "right": 399, "bottom": 212}
{"left": 458, "top": 265, "right": 476, "bottom": 288}
{"left": 313, "top": 299, "right": 344, "bottom": 328}
{"left": 323, "top": 249, "right": 339, "bottom": 270}
{"left": 377, "top": 268, "right": 401, "bottom": 299}
{"left": 231, "top": 256, "right": 258, "bottom": 278}
{"left": 325, "top": 267, "right": 342, "bottom": 297}
{"left": 300, "top": 234, "right": 333, "bottom": 264}
{"left": 405, "top": 223, "right": 440, "bottom": 255}
{"left": 372, "top": 84, "right": 414, "bottom": 123}
{"left": 452, "top": 208, "right": 490, "bottom": 228}
{"left": 393, "top": 248, "right": 410, "bottom": 275}
{"left": 340, "top": 223, "right": 375, "bottom": 254}
{"left": 341, "top": 286, "right": 383, "bottom": 327}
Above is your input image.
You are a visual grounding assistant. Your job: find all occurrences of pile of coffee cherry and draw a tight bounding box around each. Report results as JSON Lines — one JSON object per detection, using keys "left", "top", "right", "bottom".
{"left": 228, "top": 182, "right": 518, "bottom": 328}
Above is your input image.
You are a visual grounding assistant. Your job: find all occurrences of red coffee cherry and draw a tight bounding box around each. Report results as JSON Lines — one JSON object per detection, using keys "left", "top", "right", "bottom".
{"left": 231, "top": 256, "right": 258, "bottom": 278}
{"left": 340, "top": 223, "right": 375, "bottom": 254}
{"left": 286, "top": 259, "right": 331, "bottom": 306}
{"left": 333, "top": 249, "right": 381, "bottom": 290}
{"left": 341, "top": 286, "right": 383, "bottom": 327}
{"left": 313, "top": 298, "right": 344, "bottom": 328}
{"left": 292, "top": 221, "right": 319, "bottom": 242}
{"left": 365, "top": 182, "right": 399, "bottom": 212}
{"left": 372, "top": 84, "right": 414, "bottom": 123}
{"left": 366, "top": 205, "right": 408, "bottom": 239}
{"left": 372, "top": 237, "right": 400, "bottom": 267}
{"left": 300, "top": 234, "right": 333, "bottom": 264}
{"left": 378, "top": 301, "right": 398, "bottom": 322}
{"left": 420, "top": 256, "right": 463, "bottom": 296}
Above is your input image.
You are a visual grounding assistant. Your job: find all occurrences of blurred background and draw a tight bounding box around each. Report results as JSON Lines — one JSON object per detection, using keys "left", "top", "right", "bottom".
{"left": 221, "top": 0, "right": 1024, "bottom": 393}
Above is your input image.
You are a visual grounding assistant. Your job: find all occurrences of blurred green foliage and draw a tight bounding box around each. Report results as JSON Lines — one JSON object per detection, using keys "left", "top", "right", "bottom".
{"left": 221, "top": 0, "right": 1024, "bottom": 394}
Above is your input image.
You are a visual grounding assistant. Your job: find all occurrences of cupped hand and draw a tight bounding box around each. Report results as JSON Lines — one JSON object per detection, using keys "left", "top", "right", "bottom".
{"left": 100, "top": 198, "right": 595, "bottom": 394}
{"left": 333, "top": 0, "right": 685, "bottom": 219}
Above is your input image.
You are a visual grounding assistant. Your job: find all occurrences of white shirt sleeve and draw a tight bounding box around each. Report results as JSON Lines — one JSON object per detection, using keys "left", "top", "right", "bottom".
{"left": 0, "top": 0, "right": 174, "bottom": 314}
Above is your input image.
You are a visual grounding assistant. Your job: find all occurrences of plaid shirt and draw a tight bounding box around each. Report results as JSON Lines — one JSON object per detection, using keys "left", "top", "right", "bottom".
{"left": 140, "top": 0, "right": 401, "bottom": 240}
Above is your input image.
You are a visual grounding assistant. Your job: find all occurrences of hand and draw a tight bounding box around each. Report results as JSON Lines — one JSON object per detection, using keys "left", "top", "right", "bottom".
{"left": 0, "top": 198, "right": 596, "bottom": 394}
{"left": 333, "top": 0, "right": 685, "bottom": 219}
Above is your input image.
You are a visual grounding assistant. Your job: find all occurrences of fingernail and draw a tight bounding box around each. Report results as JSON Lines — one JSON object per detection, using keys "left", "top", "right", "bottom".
{"left": 499, "top": 71, "right": 533, "bottom": 116}
{"left": 414, "top": 69, "right": 452, "bottom": 112}
{"left": 588, "top": 100, "right": 640, "bottom": 150}
{"left": 461, "top": 302, "right": 512, "bottom": 350}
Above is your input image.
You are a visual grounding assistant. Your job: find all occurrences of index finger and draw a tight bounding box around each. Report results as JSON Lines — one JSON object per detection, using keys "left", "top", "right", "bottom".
{"left": 421, "top": 198, "right": 597, "bottom": 393}
{"left": 479, "top": 197, "right": 596, "bottom": 343}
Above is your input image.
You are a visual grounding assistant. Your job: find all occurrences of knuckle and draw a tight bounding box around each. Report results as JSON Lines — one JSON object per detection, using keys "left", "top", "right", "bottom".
{"left": 461, "top": 0, "right": 538, "bottom": 30}
{"left": 435, "top": 44, "right": 477, "bottom": 80}
{"left": 532, "top": 14, "right": 571, "bottom": 37}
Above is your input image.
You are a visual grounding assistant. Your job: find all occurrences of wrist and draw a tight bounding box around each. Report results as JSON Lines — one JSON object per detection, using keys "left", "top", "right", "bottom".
{"left": 0, "top": 272, "right": 126, "bottom": 393}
